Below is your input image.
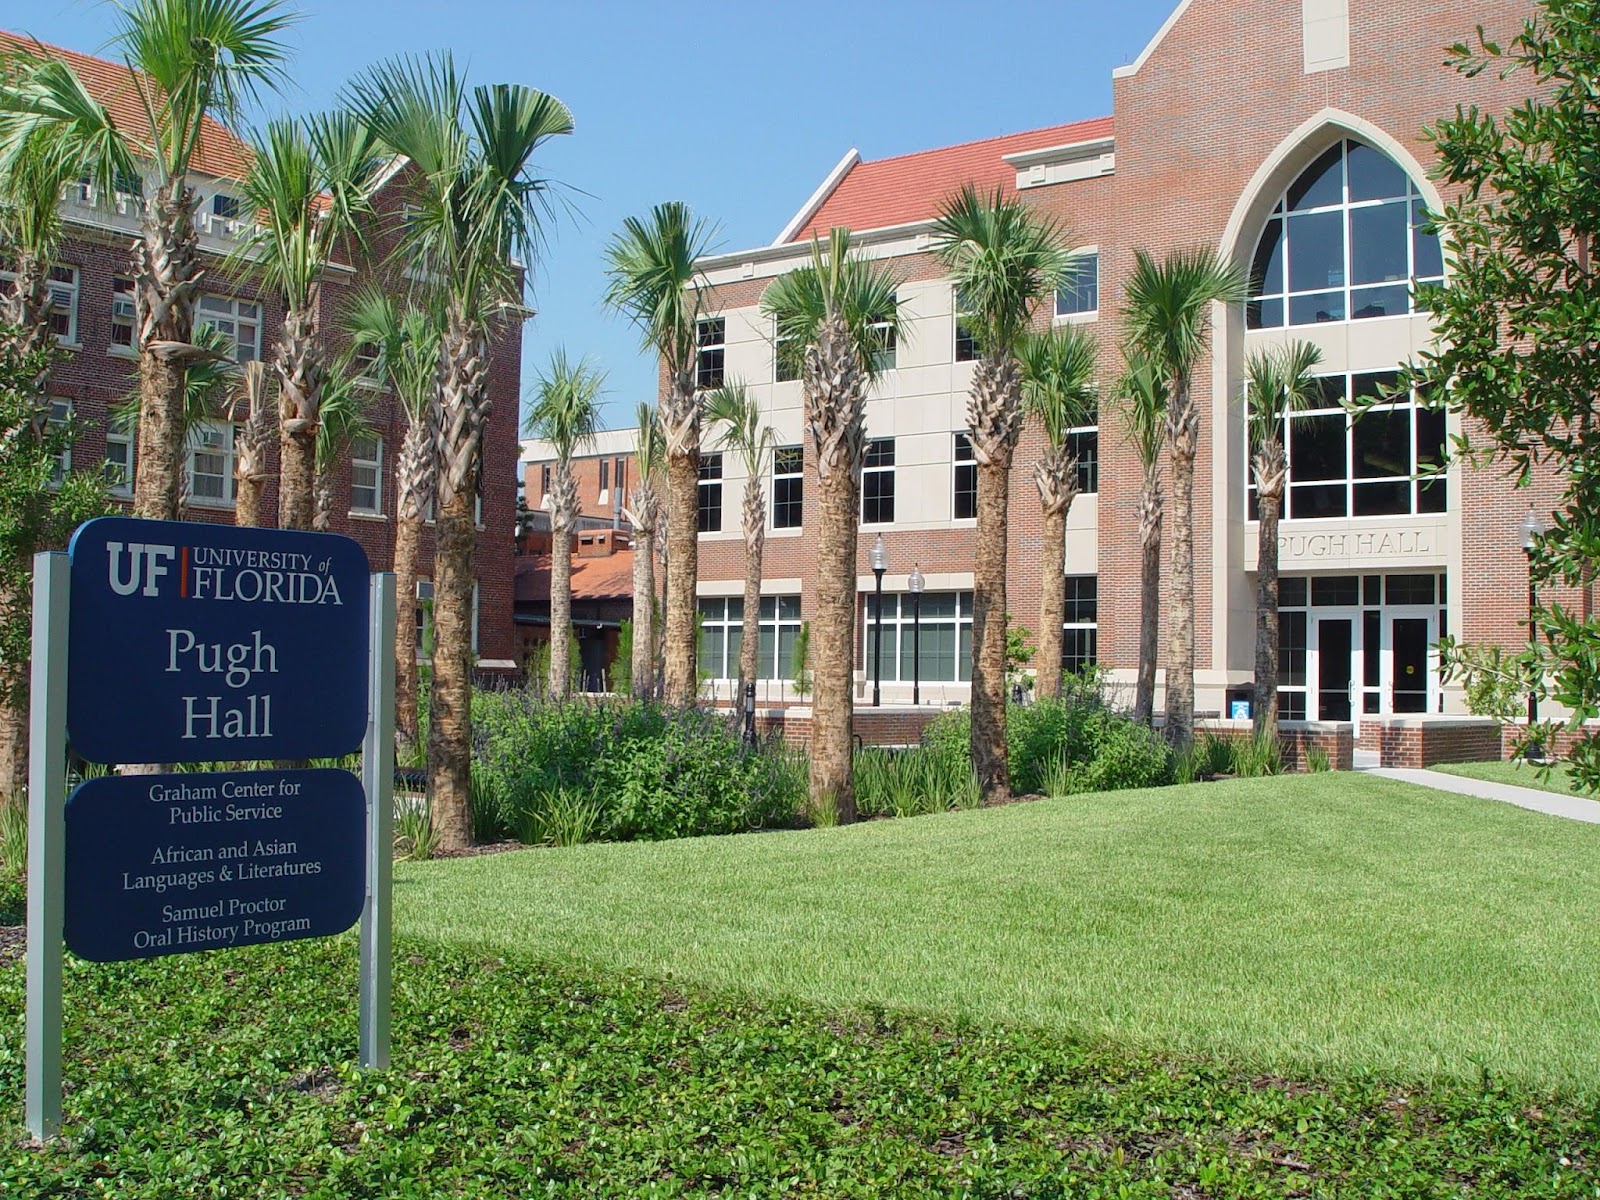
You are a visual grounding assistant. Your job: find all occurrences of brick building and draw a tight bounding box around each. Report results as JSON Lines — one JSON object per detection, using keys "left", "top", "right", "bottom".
{"left": 3, "top": 30, "right": 522, "bottom": 672}
{"left": 662, "top": 0, "right": 1586, "bottom": 733}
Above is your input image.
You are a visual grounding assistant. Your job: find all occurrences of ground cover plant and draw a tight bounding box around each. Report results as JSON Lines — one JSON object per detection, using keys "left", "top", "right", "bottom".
{"left": 1432, "top": 759, "right": 1585, "bottom": 799}
{"left": 3, "top": 933, "right": 1599, "bottom": 1197}
{"left": 401, "top": 773, "right": 1600, "bottom": 1090}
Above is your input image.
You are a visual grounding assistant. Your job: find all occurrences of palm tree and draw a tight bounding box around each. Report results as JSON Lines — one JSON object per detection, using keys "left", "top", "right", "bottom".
{"left": 621, "top": 402, "right": 664, "bottom": 699}
{"left": 228, "top": 360, "right": 274, "bottom": 527}
{"left": 310, "top": 359, "right": 369, "bottom": 532}
{"left": 603, "top": 203, "right": 716, "bottom": 708}
{"left": 232, "top": 112, "right": 382, "bottom": 529}
{"left": 346, "top": 52, "right": 573, "bottom": 850}
{"left": 931, "top": 185, "right": 1069, "bottom": 803}
{"left": 344, "top": 289, "right": 441, "bottom": 753}
{"left": 762, "top": 229, "right": 904, "bottom": 824}
{"left": 0, "top": 1, "right": 296, "bottom": 520}
{"left": 526, "top": 350, "right": 603, "bottom": 701}
{"left": 1122, "top": 248, "right": 1247, "bottom": 751}
{"left": 1243, "top": 340, "right": 1322, "bottom": 736}
{"left": 1116, "top": 351, "right": 1169, "bottom": 725}
{"left": 704, "top": 381, "right": 773, "bottom": 703}
{"left": 1019, "top": 325, "right": 1097, "bottom": 700}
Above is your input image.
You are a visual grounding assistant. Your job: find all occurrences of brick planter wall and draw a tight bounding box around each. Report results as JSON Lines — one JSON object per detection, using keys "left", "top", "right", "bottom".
{"left": 1194, "top": 719, "right": 1355, "bottom": 772}
{"left": 743, "top": 706, "right": 951, "bottom": 748}
{"left": 1365, "top": 717, "right": 1502, "bottom": 767}
{"left": 1498, "top": 722, "right": 1600, "bottom": 761}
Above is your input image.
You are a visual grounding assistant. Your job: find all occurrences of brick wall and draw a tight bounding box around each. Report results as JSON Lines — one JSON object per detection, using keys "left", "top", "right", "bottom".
{"left": 744, "top": 705, "right": 947, "bottom": 748}
{"left": 1365, "top": 716, "right": 1502, "bottom": 767}
{"left": 1195, "top": 719, "right": 1355, "bottom": 772}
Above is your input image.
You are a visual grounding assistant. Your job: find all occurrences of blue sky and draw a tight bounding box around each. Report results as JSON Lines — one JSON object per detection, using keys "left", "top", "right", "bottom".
{"left": 14, "top": 0, "right": 1178, "bottom": 429}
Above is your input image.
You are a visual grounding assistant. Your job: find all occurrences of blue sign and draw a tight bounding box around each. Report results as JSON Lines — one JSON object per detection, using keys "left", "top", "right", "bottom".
{"left": 64, "top": 769, "right": 366, "bottom": 963}
{"left": 66, "top": 517, "right": 369, "bottom": 763}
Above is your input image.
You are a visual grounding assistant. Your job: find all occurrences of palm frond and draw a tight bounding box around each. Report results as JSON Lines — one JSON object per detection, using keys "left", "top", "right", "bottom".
{"left": 112, "top": 323, "right": 238, "bottom": 440}
{"left": 704, "top": 380, "right": 771, "bottom": 477}
{"left": 631, "top": 401, "right": 665, "bottom": 480}
{"left": 341, "top": 285, "right": 441, "bottom": 422}
{"left": 1121, "top": 247, "right": 1248, "bottom": 385}
{"left": 603, "top": 201, "right": 718, "bottom": 377}
{"left": 525, "top": 348, "right": 604, "bottom": 462}
{"left": 315, "top": 355, "right": 372, "bottom": 471}
{"left": 760, "top": 228, "right": 905, "bottom": 383}
{"left": 1019, "top": 325, "right": 1098, "bottom": 447}
{"left": 1243, "top": 339, "right": 1324, "bottom": 447}
{"left": 1115, "top": 349, "right": 1169, "bottom": 470}
{"left": 0, "top": 51, "right": 136, "bottom": 214}
{"left": 931, "top": 183, "right": 1068, "bottom": 359}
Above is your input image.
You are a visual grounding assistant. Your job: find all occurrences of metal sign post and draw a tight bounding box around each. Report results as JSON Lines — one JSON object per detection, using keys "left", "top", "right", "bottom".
{"left": 359, "top": 573, "right": 396, "bottom": 1069}
{"left": 26, "top": 552, "right": 68, "bottom": 1142}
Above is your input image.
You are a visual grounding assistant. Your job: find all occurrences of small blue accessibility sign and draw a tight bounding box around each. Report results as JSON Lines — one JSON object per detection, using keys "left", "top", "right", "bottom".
{"left": 66, "top": 517, "right": 369, "bottom": 763}
{"left": 64, "top": 768, "right": 366, "bottom": 963}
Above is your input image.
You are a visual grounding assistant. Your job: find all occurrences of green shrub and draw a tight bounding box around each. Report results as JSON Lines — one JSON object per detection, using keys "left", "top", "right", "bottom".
{"left": 1305, "top": 746, "right": 1332, "bottom": 773}
{"left": 1231, "top": 731, "right": 1283, "bottom": 778}
{"left": 394, "top": 796, "right": 439, "bottom": 861}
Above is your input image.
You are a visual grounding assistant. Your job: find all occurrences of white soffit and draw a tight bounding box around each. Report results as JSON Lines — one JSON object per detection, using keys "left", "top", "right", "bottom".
{"left": 1112, "top": 0, "right": 1194, "bottom": 79}
{"left": 772, "top": 148, "right": 861, "bottom": 247}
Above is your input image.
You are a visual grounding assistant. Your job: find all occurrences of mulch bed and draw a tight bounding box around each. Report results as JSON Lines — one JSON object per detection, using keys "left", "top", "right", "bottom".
{"left": 427, "top": 840, "right": 530, "bottom": 860}
{"left": 0, "top": 923, "right": 24, "bottom": 965}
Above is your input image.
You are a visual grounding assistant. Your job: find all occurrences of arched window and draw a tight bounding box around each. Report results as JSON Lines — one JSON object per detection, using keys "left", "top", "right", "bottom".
{"left": 1247, "top": 139, "right": 1443, "bottom": 329}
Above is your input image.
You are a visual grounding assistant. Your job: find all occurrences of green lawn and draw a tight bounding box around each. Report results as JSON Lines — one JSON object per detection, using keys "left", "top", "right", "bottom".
{"left": 1431, "top": 759, "right": 1588, "bottom": 799}
{"left": 400, "top": 773, "right": 1600, "bottom": 1091}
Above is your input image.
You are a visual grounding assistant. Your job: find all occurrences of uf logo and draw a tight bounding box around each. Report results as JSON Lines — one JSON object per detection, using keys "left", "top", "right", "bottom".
{"left": 107, "top": 542, "right": 177, "bottom": 597}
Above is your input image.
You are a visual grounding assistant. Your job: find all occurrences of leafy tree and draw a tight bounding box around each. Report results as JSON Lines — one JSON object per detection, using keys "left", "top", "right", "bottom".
{"left": 931, "top": 186, "right": 1069, "bottom": 803}
{"left": 1409, "top": 1, "right": 1600, "bottom": 792}
{"left": 0, "top": 332, "right": 109, "bottom": 797}
{"left": 1122, "top": 248, "right": 1247, "bottom": 751}
{"left": 762, "top": 229, "right": 904, "bottom": 824}
{"left": 1242, "top": 341, "right": 1322, "bottom": 735}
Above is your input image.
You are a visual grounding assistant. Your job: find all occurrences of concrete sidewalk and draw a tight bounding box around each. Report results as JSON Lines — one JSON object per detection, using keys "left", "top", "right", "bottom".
{"left": 1365, "top": 767, "right": 1600, "bottom": 826}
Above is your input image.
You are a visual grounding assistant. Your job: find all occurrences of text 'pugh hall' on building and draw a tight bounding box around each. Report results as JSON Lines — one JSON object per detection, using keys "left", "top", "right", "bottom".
{"left": 669, "top": 0, "right": 1579, "bottom": 738}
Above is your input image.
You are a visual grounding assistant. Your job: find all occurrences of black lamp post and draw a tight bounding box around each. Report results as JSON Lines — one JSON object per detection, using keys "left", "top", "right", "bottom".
{"left": 870, "top": 535, "right": 887, "bottom": 707}
{"left": 1522, "top": 507, "right": 1547, "bottom": 759}
{"left": 908, "top": 564, "right": 924, "bottom": 706}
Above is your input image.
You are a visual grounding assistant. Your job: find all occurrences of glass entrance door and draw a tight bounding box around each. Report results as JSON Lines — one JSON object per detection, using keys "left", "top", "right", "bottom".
{"left": 1315, "top": 617, "right": 1354, "bottom": 721}
{"left": 1390, "top": 616, "right": 1431, "bottom": 713}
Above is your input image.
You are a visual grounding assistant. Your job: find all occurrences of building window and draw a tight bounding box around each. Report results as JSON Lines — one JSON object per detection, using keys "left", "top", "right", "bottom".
{"left": 114, "top": 166, "right": 143, "bottom": 199}
{"left": 696, "top": 317, "right": 725, "bottom": 389}
{"left": 869, "top": 308, "right": 897, "bottom": 372}
{"left": 351, "top": 434, "right": 382, "bottom": 514}
{"left": 772, "top": 444, "right": 803, "bottom": 529}
{"left": 1062, "top": 575, "right": 1098, "bottom": 675}
{"left": 197, "top": 294, "right": 262, "bottom": 362}
{"left": 3, "top": 264, "right": 79, "bottom": 343}
{"left": 1247, "top": 139, "right": 1445, "bottom": 329}
{"left": 863, "top": 591, "right": 973, "bottom": 684}
{"left": 104, "top": 427, "right": 134, "bottom": 496}
{"left": 954, "top": 288, "right": 978, "bottom": 362}
{"left": 613, "top": 457, "right": 626, "bottom": 509}
{"left": 598, "top": 457, "right": 610, "bottom": 496}
{"left": 1068, "top": 405, "right": 1099, "bottom": 494}
{"left": 212, "top": 193, "right": 242, "bottom": 220}
{"left": 1245, "top": 371, "right": 1447, "bottom": 520}
{"left": 540, "top": 464, "right": 551, "bottom": 499}
{"left": 187, "top": 421, "right": 237, "bottom": 505}
{"left": 697, "top": 451, "right": 723, "bottom": 532}
{"left": 953, "top": 432, "right": 977, "bottom": 520}
{"left": 1055, "top": 252, "right": 1098, "bottom": 318}
{"left": 110, "top": 277, "right": 136, "bottom": 349}
{"left": 862, "top": 437, "right": 895, "bottom": 524}
{"left": 774, "top": 317, "right": 800, "bottom": 383}
{"left": 46, "top": 399, "right": 72, "bottom": 483}
{"left": 697, "top": 595, "right": 802, "bottom": 682}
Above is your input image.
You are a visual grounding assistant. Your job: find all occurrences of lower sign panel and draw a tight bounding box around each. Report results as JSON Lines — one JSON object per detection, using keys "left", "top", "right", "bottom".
{"left": 65, "top": 769, "right": 366, "bottom": 963}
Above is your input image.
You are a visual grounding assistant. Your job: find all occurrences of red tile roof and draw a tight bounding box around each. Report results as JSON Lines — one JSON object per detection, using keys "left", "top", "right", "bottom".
{"left": 0, "top": 28, "right": 253, "bottom": 181}
{"left": 791, "top": 116, "right": 1114, "bottom": 242}
{"left": 515, "top": 549, "right": 636, "bottom": 606}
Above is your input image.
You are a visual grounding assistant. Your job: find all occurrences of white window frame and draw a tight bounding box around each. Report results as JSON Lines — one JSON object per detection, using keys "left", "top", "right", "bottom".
{"left": 350, "top": 434, "right": 383, "bottom": 515}
{"left": 862, "top": 590, "right": 974, "bottom": 684}
{"left": 697, "top": 595, "right": 802, "bottom": 682}
{"left": 869, "top": 307, "right": 897, "bottom": 372}
{"left": 1062, "top": 575, "right": 1098, "bottom": 675}
{"left": 954, "top": 288, "right": 979, "bottom": 362}
{"left": 861, "top": 437, "right": 895, "bottom": 526}
{"left": 104, "top": 426, "right": 135, "bottom": 497}
{"left": 46, "top": 398, "right": 72, "bottom": 484}
{"left": 953, "top": 432, "right": 976, "bottom": 521}
{"left": 0, "top": 264, "right": 79, "bottom": 345}
{"left": 773, "top": 315, "right": 800, "bottom": 383}
{"left": 771, "top": 444, "right": 803, "bottom": 530}
{"left": 698, "top": 451, "right": 723, "bottom": 533}
{"left": 197, "top": 293, "right": 263, "bottom": 363}
{"left": 110, "top": 276, "right": 136, "bottom": 355}
{"left": 696, "top": 317, "right": 726, "bottom": 390}
{"left": 1054, "top": 250, "right": 1099, "bottom": 322}
{"left": 1068, "top": 406, "right": 1099, "bottom": 495}
{"left": 187, "top": 420, "right": 237, "bottom": 507}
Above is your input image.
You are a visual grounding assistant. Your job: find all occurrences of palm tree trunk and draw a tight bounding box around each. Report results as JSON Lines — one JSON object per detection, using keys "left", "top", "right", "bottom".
{"left": 131, "top": 180, "right": 200, "bottom": 522}
{"left": 1134, "top": 475, "right": 1163, "bottom": 725}
{"left": 1036, "top": 504, "right": 1067, "bottom": 700}
{"left": 738, "top": 480, "right": 765, "bottom": 701}
{"left": 1254, "top": 483, "right": 1284, "bottom": 736}
{"left": 276, "top": 305, "right": 323, "bottom": 531}
{"left": 235, "top": 472, "right": 266, "bottom": 528}
{"left": 972, "top": 457, "right": 1012, "bottom": 802}
{"left": 1166, "top": 382, "right": 1199, "bottom": 750}
{"left": 662, "top": 452, "right": 698, "bottom": 706}
{"left": 0, "top": 254, "right": 54, "bottom": 392}
{"left": 630, "top": 522, "right": 656, "bottom": 700}
{"left": 427, "top": 489, "right": 476, "bottom": 850}
{"left": 0, "top": 653, "right": 25, "bottom": 802}
{"left": 312, "top": 467, "right": 334, "bottom": 532}
{"left": 392, "top": 511, "right": 422, "bottom": 751}
{"left": 811, "top": 457, "right": 858, "bottom": 824}
{"left": 548, "top": 461, "right": 577, "bottom": 701}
